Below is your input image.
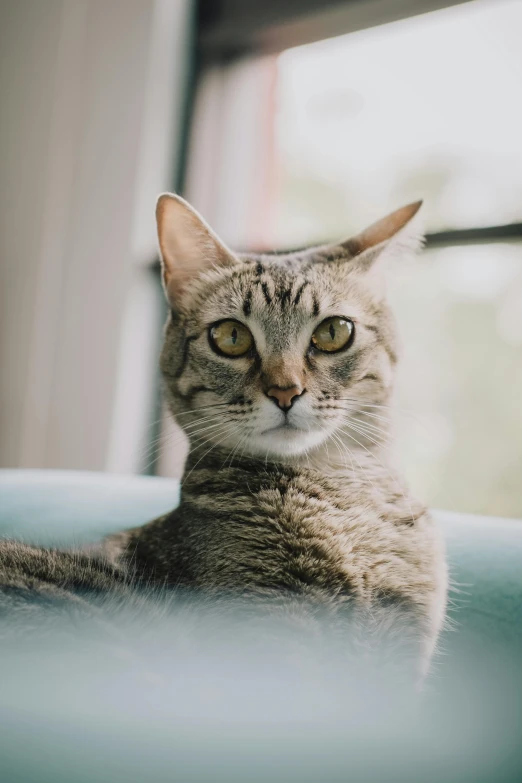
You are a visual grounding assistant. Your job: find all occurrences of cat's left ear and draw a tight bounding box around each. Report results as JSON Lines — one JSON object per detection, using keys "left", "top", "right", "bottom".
{"left": 340, "top": 200, "right": 424, "bottom": 270}
{"left": 156, "top": 193, "right": 236, "bottom": 307}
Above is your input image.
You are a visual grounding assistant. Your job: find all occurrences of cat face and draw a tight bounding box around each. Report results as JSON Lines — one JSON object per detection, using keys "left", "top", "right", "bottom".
{"left": 157, "top": 196, "right": 422, "bottom": 459}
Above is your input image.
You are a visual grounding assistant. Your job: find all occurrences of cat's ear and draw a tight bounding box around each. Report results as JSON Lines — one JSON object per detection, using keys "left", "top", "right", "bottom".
{"left": 341, "top": 200, "right": 424, "bottom": 269}
{"left": 156, "top": 193, "right": 236, "bottom": 306}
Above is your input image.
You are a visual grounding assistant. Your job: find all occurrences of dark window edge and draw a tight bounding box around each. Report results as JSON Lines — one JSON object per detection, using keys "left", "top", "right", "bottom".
{"left": 197, "top": 0, "right": 476, "bottom": 63}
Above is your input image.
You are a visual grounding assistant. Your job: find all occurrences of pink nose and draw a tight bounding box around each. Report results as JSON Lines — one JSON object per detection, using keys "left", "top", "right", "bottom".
{"left": 267, "top": 385, "right": 304, "bottom": 410}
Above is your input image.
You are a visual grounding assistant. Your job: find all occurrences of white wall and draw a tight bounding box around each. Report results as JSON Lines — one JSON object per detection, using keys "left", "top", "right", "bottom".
{"left": 0, "top": 0, "right": 193, "bottom": 472}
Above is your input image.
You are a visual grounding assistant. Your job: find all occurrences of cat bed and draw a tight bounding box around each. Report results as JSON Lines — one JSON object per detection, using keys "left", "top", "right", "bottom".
{"left": 1, "top": 469, "right": 522, "bottom": 783}
{"left": 1, "top": 469, "right": 521, "bottom": 647}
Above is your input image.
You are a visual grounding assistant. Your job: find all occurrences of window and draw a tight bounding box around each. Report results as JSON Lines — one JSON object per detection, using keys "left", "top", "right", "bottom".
{"left": 270, "top": 0, "right": 522, "bottom": 246}
{"left": 267, "top": 0, "right": 522, "bottom": 517}
{"left": 161, "top": 0, "right": 522, "bottom": 518}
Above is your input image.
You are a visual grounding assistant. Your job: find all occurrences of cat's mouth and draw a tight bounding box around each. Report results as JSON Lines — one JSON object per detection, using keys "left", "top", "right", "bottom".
{"left": 252, "top": 418, "right": 327, "bottom": 456}
{"left": 260, "top": 421, "right": 302, "bottom": 436}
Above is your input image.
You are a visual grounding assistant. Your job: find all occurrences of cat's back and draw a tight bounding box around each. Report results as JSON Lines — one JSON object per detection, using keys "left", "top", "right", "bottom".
{"left": 125, "top": 458, "right": 444, "bottom": 613}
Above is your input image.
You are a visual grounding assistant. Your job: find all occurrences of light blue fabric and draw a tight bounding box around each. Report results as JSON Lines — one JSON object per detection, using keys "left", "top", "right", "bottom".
{"left": 1, "top": 469, "right": 522, "bottom": 783}
{"left": 0, "top": 469, "right": 179, "bottom": 546}
{"left": 437, "top": 509, "right": 522, "bottom": 648}
{"left": 1, "top": 469, "right": 521, "bottom": 646}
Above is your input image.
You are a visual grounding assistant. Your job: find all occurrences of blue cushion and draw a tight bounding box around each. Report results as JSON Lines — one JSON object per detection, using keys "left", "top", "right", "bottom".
{"left": 1, "top": 469, "right": 521, "bottom": 647}
{"left": 436, "top": 509, "right": 522, "bottom": 648}
{"left": 0, "top": 469, "right": 179, "bottom": 545}
{"left": 1, "top": 469, "right": 522, "bottom": 782}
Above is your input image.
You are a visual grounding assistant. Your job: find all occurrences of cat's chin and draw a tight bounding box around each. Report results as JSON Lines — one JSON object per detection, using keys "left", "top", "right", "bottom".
{"left": 248, "top": 426, "right": 326, "bottom": 458}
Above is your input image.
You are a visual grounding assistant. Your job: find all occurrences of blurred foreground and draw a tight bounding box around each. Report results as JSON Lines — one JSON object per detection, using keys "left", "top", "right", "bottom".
{"left": 1, "top": 596, "right": 521, "bottom": 783}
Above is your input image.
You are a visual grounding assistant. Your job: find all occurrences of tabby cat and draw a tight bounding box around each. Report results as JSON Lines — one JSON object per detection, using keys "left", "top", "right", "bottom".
{"left": 1, "top": 194, "right": 447, "bottom": 673}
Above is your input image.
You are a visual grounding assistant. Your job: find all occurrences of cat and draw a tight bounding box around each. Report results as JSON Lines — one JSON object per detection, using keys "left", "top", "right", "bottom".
{"left": 0, "top": 194, "right": 447, "bottom": 675}
{"left": 104, "top": 194, "right": 448, "bottom": 673}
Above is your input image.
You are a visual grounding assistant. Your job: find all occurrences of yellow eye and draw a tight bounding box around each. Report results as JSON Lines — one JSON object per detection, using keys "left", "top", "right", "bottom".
{"left": 209, "top": 320, "right": 254, "bottom": 357}
{"left": 311, "top": 317, "right": 354, "bottom": 353}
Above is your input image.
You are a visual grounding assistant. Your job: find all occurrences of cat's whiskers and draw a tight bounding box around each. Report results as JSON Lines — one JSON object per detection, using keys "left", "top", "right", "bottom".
{"left": 337, "top": 398, "right": 405, "bottom": 412}
{"left": 140, "top": 411, "right": 216, "bottom": 442}
{"left": 340, "top": 402, "right": 459, "bottom": 511}
{"left": 328, "top": 429, "right": 364, "bottom": 485}
{"left": 182, "top": 414, "right": 233, "bottom": 433}
{"left": 349, "top": 409, "right": 392, "bottom": 425}
{"left": 222, "top": 427, "right": 253, "bottom": 470}
{"left": 185, "top": 423, "right": 239, "bottom": 459}
{"left": 173, "top": 402, "right": 232, "bottom": 417}
{"left": 238, "top": 430, "right": 257, "bottom": 466}
{"left": 137, "top": 406, "right": 234, "bottom": 465}
{"left": 341, "top": 438, "right": 381, "bottom": 496}
{"left": 140, "top": 415, "right": 226, "bottom": 463}
{"left": 139, "top": 428, "right": 188, "bottom": 472}
{"left": 326, "top": 429, "right": 352, "bottom": 474}
{"left": 222, "top": 435, "right": 241, "bottom": 470}
{"left": 301, "top": 419, "right": 314, "bottom": 471}
{"left": 313, "top": 419, "right": 350, "bottom": 473}
{"left": 236, "top": 429, "right": 254, "bottom": 465}
{"left": 183, "top": 416, "right": 250, "bottom": 450}
{"left": 140, "top": 415, "right": 243, "bottom": 474}
{"left": 338, "top": 397, "right": 432, "bottom": 432}
{"left": 315, "top": 401, "right": 393, "bottom": 433}
{"left": 149, "top": 401, "right": 239, "bottom": 433}
{"left": 340, "top": 424, "right": 389, "bottom": 454}
{"left": 343, "top": 415, "right": 390, "bottom": 444}
{"left": 140, "top": 427, "right": 214, "bottom": 474}
{"left": 180, "top": 407, "right": 255, "bottom": 436}
{"left": 225, "top": 437, "right": 247, "bottom": 469}
{"left": 322, "top": 430, "right": 331, "bottom": 464}
{"left": 338, "top": 422, "right": 415, "bottom": 525}
{"left": 313, "top": 416, "right": 383, "bottom": 491}
{"left": 304, "top": 445, "right": 312, "bottom": 471}
{"left": 182, "top": 423, "right": 245, "bottom": 485}
{"left": 141, "top": 402, "right": 232, "bottom": 444}
{"left": 163, "top": 422, "right": 239, "bottom": 479}
{"left": 348, "top": 414, "right": 458, "bottom": 514}
{"left": 138, "top": 433, "right": 170, "bottom": 465}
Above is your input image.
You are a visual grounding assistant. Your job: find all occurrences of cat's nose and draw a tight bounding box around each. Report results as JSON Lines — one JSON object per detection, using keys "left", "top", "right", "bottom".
{"left": 266, "top": 385, "right": 305, "bottom": 410}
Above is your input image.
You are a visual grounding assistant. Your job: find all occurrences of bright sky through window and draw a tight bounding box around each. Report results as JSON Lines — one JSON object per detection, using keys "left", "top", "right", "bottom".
{"left": 274, "top": 0, "right": 522, "bottom": 246}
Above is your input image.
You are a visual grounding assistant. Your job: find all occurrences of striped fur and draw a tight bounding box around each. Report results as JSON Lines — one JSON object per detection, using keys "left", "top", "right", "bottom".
{"left": 114, "top": 197, "right": 448, "bottom": 672}
{"left": 0, "top": 198, "right": 447, "bottom": 675}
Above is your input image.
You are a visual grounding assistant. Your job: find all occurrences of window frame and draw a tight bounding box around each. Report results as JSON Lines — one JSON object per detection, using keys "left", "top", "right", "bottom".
{"left": 149, "top": 0, "right": 520, "bottom": 480}
{"left": 197, "top": 0, "right": 476, "bottom": 60}
{"left": 191, "top": 0, "right": 521, "bottom": 251}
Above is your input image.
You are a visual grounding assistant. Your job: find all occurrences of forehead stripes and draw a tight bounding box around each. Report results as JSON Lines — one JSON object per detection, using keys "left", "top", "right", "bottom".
{"left": 293, "top": 281, "right": 308, "bottom": 307}
{"left": 242, "top": 289, "right": 252, "bottom": 317}
{"left": 261, "top": 282, "right": 272, "bottom": 307}
{"left": 239, "top": 262, "right": 317, "bottom": 319}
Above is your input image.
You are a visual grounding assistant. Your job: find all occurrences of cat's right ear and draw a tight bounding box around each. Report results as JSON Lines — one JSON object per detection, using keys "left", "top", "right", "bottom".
{"left": 156, "top": 193, "right": 236, "bottom": 307}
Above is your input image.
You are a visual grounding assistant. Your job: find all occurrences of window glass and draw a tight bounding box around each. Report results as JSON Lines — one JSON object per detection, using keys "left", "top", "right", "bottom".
{"left": 389, "top": 242, "right": 522, "bottom": 518}
{"left": 261, "top": 0, "right": 522, "bottom": 518}
{"left": 271, "top": 0, "right": 522, "bottom": 247}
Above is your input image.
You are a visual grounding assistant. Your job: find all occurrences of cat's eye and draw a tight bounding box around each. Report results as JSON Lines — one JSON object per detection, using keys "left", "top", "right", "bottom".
{"left": 209, "top": 320, "right": 254, "bottom": 357}
{"left": 311, "top": 317, "right": 354, "bottom": 353}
